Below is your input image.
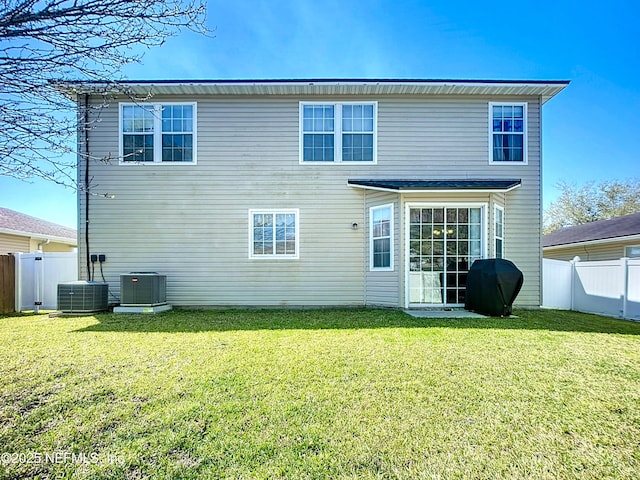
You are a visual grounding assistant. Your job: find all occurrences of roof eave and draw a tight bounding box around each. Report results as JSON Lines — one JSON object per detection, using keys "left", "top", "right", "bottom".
{"left": 543, "top": 233, "right": 640, "bottom": 250}
{"left": 347, "top": 179, "right": 522, "bottom": 193}
{"left": 51, "top": 78, "right": 569, "bottom": 102}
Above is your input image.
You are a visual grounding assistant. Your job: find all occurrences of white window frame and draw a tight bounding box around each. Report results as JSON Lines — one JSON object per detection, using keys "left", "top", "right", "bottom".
{"left": 248, "top": 209, "right": 300, "bottom": 260}
{"left": 489, "top": 102, "right": 527, "bottom": 165}
{"left": 370, "top": 203, "right": 394, "bottom": 271}
{"left": 625, "top": 245, "right": 640, "bottom": 258}
{"left": 119, "top": 102, "right": 197, "bottom": 165}
{"left": 299, "top": 101, "right": 378, "bottom": 164}
{"left": 494, "top": 205, "right": 504, "bottom": 259}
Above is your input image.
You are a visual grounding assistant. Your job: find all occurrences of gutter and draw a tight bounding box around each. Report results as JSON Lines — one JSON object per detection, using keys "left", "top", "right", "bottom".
{"left": 0, "top": 228, "right": 77, "bottom": 246}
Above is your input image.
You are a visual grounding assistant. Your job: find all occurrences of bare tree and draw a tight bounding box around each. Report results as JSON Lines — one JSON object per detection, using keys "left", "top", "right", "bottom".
{"left": 544, "top": 179, "right": 640, "bottom": 233}
{"left": 0, "top": 0, "right": 208, "bottom": 187}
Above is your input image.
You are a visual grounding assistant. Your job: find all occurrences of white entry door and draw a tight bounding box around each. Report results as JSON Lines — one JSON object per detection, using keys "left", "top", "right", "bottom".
{"left": 408, "top": 206, "right": 483, "bottom": 306}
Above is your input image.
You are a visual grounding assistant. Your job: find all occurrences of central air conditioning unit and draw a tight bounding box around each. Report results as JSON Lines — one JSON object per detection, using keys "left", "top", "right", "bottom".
{"left": 57, "top": 281, "right": 109, "bottom": 313}
{"left": 120, "top": 272, "right": 167, "bottom": 306}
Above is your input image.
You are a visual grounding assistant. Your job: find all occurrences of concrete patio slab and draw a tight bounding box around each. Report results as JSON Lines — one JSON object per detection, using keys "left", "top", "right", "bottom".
{"left": 404, "top": 309, "right": 486, "bottom": 318}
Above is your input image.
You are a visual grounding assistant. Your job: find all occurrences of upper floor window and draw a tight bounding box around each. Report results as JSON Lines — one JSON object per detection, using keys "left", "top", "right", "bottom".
{"left": 120, "top": 103, "right": 196, "bottom": 164}
{"left": 489, "top": 102, "right": 527, "bottom": 164}
{"left": 300, "top": 102, "right": 377, "bottom": 163}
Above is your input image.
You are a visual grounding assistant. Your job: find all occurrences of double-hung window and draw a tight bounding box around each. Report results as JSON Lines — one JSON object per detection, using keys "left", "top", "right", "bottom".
{"left": 249, "top": 209, "right": 299, "bottom": 259}
{"left": 494, "top": 205, "right": 504, "bottom": 258}
{"left": 370, "top": 204, "right": 393, "bottom": 270}
{"left": 489, "top": 102, "right": 527, "bottom": 164}
{"left": 300, "top": 102, "right": 377, "bottom": 163}
{"left": 121, "top": 103, "right": 196, "bottom": 163}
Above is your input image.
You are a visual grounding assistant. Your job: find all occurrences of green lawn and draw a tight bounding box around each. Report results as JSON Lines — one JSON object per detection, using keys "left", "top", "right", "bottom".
{"left": 1, "top": 309, "right": 639, "bottom": 479}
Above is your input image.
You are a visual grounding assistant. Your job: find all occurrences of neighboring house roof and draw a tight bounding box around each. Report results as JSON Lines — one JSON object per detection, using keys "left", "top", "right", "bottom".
{"left": 53, "top": 78, "right": 570, "bottom": 104}
{"left": 348, "top": 179, "right": 521, "bottom": 192}
{"left": 0, "top": 207, "right": 77, "bottom": 245}
{"left": 543, "top": 212, "right": 640, "bottom": 249}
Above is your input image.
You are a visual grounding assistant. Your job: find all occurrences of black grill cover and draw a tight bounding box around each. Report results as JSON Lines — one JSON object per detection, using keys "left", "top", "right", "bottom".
{"left": 464, "top": 259, "right": 523, "bottom": 316}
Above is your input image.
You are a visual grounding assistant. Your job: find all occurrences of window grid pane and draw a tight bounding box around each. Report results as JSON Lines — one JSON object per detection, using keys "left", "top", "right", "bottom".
{"left": 492, "top": 104, "right": 525, "bottom": 162}
{"left": 123, "top": 134, "right": 154, "bottom": 162}
{"left": 161, "top": 105, "right": 193, "bottom": 134}
{"left": 252, "top": 212, "right": 297, "bottom": 257}
{"left": 303, "top": 105, "right": 334, "bottom": 133}
{"left": 372, "top": 206, "right": 392, "bottom": 269}
{"left": 162, "top": 134, "right": 193, "bottom": 162}
{"left": 123, "top": 105, "right": 154, "bottom": 133}
{"left": 303, "top": 134, "right": 334, "bottom": 161}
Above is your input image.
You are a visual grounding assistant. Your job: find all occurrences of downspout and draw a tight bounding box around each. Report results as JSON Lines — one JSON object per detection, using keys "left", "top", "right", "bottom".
{"left": 83, "top": 94, "right": 91, "bottom": 281}
{"left": 363, "top": 188, "right": 367, "bottom": 307}
{"left": 538, "top": 94, "right": 543, "bottom": 308}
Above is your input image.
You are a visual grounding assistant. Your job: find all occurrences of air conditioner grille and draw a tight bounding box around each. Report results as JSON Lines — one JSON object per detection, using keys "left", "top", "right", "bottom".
{"left": 120, "top": 273, "right": 166, "bottom": 306}
{"left": 57, "top": 282, "right": 109, "bottom": 313}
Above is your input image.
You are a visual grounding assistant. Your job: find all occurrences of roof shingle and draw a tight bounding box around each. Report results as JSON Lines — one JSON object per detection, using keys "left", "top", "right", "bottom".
{"left": 0, "top": 207, "right": 76, "bottom": 242}
{"left": 543, "top": 212, "right": 640, "bottom": 247}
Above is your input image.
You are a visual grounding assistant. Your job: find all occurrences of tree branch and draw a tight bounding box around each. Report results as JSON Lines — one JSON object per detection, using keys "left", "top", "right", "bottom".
{"left": 0, "top": 0, "right": 210, "bottom": 189}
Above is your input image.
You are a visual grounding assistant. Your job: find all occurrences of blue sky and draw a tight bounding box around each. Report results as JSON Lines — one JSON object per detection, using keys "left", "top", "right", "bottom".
{"left": 1, "top": 0, "right": 639, "bottom": 229}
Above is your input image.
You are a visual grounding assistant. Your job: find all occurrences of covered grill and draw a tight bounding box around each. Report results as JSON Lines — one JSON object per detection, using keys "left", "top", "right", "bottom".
{"left": 465, "top": 259, "right": 524, "bottom": 316}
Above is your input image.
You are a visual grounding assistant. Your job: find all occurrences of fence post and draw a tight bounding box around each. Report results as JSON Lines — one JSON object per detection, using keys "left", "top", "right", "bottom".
{"left": 34, "top": 252, "right": 44, "bottom": 314}
{"left": 622, "top": 257, "right": 629, "bottom": 320}
{"left": 569, "top": 258, "right": 577, "bottom": 311}
{"left": 14, "top": 252, "right": 22, "bottom": 312}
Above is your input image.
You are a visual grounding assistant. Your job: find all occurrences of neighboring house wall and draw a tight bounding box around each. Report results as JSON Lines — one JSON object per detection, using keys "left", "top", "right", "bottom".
{"left": 28, "top": 239, "right": 76, "bottom": 253}
{"left": 0, "top": 233, "right": 75, "bottom": 254}
{"left": 80, "top": 94, "right": 543, "bottom": 307}
{"left": 544, "top": 239, "right": 640, "bottom": 262}
{"left": 0, "top": 233, "right": 29, "bottom": 255}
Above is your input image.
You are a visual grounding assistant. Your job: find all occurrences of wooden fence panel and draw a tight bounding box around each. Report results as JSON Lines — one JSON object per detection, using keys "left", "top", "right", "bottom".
{"left": 0, "top": 255, "right": 16, "bottom": 314}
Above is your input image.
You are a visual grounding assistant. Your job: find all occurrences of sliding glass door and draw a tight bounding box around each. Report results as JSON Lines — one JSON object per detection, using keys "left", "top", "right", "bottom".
{"left": 408, "top": 206, "right": 483, "bottom": 305}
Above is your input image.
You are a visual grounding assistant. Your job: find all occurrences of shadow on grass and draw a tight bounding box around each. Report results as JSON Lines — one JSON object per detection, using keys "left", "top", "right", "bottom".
{"left": 71, "top": 308, "right": 640, "bottom": 336}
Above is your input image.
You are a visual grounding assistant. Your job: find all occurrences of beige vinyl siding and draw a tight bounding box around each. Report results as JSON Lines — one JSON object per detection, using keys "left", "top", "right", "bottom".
{"left": 80, "top": 96, "right": 365, "bottom": 306}
{"left": 544, "top": 239, "right": 640, "bottom": 262}
{"left": 0, "top": 233, "right": 29, "bottom": 254}
{"left": 364, "top": 190, "right": 401, "bottom": 306}
{"left": 504, "top": 100, "right": 541, "bottom": 307}
{"left": 80, "top": 94, "right": 543, "bottom": 307}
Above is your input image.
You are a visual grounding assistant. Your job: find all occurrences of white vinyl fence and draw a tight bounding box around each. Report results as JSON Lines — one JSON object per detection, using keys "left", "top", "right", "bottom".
{"left": 14, "top": 252, "right": 78, "bottom": 311}
{"left": 543, "top": 257, "right": 640, "bottom": 321}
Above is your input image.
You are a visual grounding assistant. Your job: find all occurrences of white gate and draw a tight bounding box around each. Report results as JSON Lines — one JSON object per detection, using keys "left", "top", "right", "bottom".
{"left": 15, "top": 252, "right": 78, "bottom": 311}
{"left": 542, "top": 258, "right": 573, "bottom": 309}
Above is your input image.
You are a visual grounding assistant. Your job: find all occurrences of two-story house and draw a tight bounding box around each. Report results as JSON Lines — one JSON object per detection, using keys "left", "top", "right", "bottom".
{"left": 58, "top": 79, "right": 568, "bottom": 309}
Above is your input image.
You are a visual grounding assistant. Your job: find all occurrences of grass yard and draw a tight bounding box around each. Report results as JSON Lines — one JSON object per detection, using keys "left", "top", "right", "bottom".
{"left": 1, "top": 309, "right": 639, "bottom": 479}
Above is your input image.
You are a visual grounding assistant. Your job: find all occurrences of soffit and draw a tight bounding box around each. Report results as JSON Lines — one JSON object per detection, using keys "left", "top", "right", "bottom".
{"left": 54, "top": 79, "right": 569, "bottom": 104}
